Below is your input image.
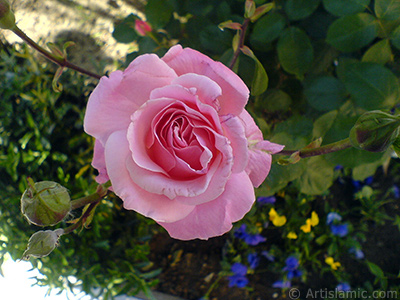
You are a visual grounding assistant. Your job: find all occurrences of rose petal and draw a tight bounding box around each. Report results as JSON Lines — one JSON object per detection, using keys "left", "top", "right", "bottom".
{"left": 92, "top": 139, "right": 109, "bottom": 184}
{"left": 238, "top": 110, "right": 285, "bottom": 187}
{"left": 171, "top": 74, "right": 222, "bottom": 111}
{"left": 162, "top": 45, "right": 249, "bottom": 116}
{"left": 104, "top": 130, "right": 195, "bottom": 222}
{"left": 220, "top": 114, "right": 248, "bottom": 173}
{"left": 84, "top": 54, "right": 177, "bottom": 145}
{"left": 159, "top": 171, "right": 255, "bottom": 240}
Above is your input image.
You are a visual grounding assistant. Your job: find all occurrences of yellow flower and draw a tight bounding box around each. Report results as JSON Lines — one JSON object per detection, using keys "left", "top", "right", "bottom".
{"left": 269, "top": 208, "right": 287, "bottom": 227}
{"left": 325, "top": 257, "right": 341, "bottom": 270}
{"left": 310, "top": 211, "right": 319, "bottom": 226}
{"left": 300, "top": 211, "right": 319, "bottom": 233}
{"left": 300, "top": 219, "right": 312, "bottom": 233}
{"left": 287, "top": 231, "right": 298, "bottom": 239}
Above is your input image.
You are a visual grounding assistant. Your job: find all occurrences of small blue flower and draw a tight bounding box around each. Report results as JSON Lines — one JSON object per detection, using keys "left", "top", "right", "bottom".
{"left": 228, "top": 263, "right": 248, "bottom": 288}
{"left": 247, "top": 253, "right": 259, "bottom": 269}
{"left": 228, "top": 274, "right": 249, "bottom": 288}
{"left": 330, "top": 223, "right": 348, "bottom": 237}
{"left": 231, "top": 263, "right": 247, "bottom": 276}
{"left": 283, "top": 256, "right": 302, "bottom": 279}
{"left": 364, "top": 176, "right": 373, "bottom": 185}
{"left": 393, "top": 185, "right": 400, "bottom": 199}
{"left": 334, "top": 165, "right": 343, "bottom": 171}
{"left": 326, "top": 212, "right": 342, "bottom": 225}
{"left": 283, "top": 256, "right": 299, "bottom": 271}
{"left": 261, "top": 250, "right": 275, "bottom": 262}
{"left": 257, "top": 196, "right": 276, "bottom": 205}
{"left": 349, "top": 247, "right": 364, "bottom": 259}
{"left": 234, "top": 224, "right": 266, "bottom": 246}
{"left": 336, "top": 282, "right": 351, "bottom": 291}
{"left": 272, "top": 280, "right": 291, "bottom": 288}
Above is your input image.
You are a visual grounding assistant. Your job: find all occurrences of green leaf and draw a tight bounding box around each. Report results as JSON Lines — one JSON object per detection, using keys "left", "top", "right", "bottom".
{"left": 145, "top": 0, "right": 173, "bottom": 29}
{"left": 284, "top": 0, "right": 320, "bottom": 21}
{"left": 250, "top": 12, "right": 286, "bottom": 47}
{"left": 326, "top": 13, "right": 379, "bottom": 52}
{"left": 366, "top": 261, "right": 385, "bottom": 278}
{"left": 241, "top": 46, "right": 269, "bottom": 95}
{"left": 295, "top": 156, "right": 334, "bottom": 195}
{"left": 312, "top": 110, "right": 339, "bottom": 139}
{"left": 375, "top": 0, "right": 400, "bottom": 21}
{"left": 323, "top": 0, "right": 370, "bottom": 16}
{"left": 338, "top": 61, "right": 400, "bottom": 110}
{"left": 304, "top": 76, "right": 347, "bottom": 111}
{"left": 112, "top": 14, "right": 138, "bottom": 44}
{"left": 257, "top": 89, "right": 292, "bottom": 112}
{"left": 390, "top": 24, "right": 400, "bottom": 50}
{"left": 200, "top": 25, "right": 232, "bottom": 54}
{"left": 362, "top": 39, "right": 393, "bottom": 64}
{"left": 277, "top": 27, "right": 314, "bottom": 78}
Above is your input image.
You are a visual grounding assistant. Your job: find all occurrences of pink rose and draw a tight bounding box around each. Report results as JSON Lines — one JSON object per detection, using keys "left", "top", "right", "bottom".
{"left": 84, "top": 45, "right": 284, "bottom": 240}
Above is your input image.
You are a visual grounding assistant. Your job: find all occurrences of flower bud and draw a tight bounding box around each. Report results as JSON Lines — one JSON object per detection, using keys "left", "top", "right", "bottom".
{"left": 21, "top": 180, "right": 71, "bottom": 226}
{"left": 135, "top": 19, "right": 152, "bottom": 36}
{"left": 349, "top": 110, "right": 400, "bottom": 152}
{"left": 22, "top": 229, "right": 64, "bottom": 260}
{"left": 0, "top": 0, "right": 15, "bottom": 30}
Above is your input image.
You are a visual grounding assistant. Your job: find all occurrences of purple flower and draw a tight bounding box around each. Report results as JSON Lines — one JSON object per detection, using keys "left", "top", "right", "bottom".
{"left": 326, "top": 212, "right": 342, "bottom": 225}
{"left": 234, "top": 224, "right": 266, "bottom": 246}
{"left": 261, "top": 250, "right": 275, "bottom": 262}
{"left": 257, "top": 196, "right": 276, "bottom": 205}
{"left": 349, "top": 247, "right": 364, "bottom": 259}
{"left": 330, "top": 223, "right": 348, "bottom": 237}
{"left": 228, "top": 263, "right": 248, "bottom": 288}
{"left": 272, "top": 280, "right": 291, "bottom": 288}
{"left": 247, "top": 253, "right": 259, "bottom": 269}
{"left": 336, "top": 282, "right": 351, "bottom": 291}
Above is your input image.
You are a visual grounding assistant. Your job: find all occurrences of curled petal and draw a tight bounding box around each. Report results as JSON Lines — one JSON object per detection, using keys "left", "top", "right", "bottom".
{"left": 92, "top": 139, "right": 109, "bottom": 184}
{"left": 162, "top": 45, "right": 249, "bottom": 116}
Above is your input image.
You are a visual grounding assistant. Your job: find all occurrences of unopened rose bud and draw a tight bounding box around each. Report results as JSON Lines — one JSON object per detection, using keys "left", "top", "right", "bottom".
{"left": 135, "top": 19, "right": 152, "bottom": 36}
{"left": 21, "top": 180, "right": 71, "bottom": 226}
{"left": 349, "top": 110, "right": 400, "bottom": 152}
{"left": 22, "top": 229, "right": 64, "bottom": 260}
{"left": 0, "top": 0, "right": 15, "bottom": 30}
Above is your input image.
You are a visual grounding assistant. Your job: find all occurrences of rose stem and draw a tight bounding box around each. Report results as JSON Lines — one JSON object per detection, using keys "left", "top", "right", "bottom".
{"left": 11, "top": 25, "right": 102, "bottom": 80}
{"left": 276, "top": 138, "right": 353, "bottom": 158}
{"left": 70, "top": 181, "right": 111, "bottom": 210}
{"left": 228, "top": 18, "right": 250, "bottom": 70}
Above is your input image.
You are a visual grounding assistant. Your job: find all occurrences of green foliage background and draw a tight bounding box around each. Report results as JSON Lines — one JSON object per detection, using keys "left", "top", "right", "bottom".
{"left": 1, "top": 0, "right": 400, "bottom": 299}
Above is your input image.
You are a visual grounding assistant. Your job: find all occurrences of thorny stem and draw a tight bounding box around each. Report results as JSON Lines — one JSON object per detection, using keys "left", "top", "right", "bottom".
{"left": 11, "top": 25, "right": 102, "bottom": 80}
{"left": 70, "top": 181, "right": 111, "bottom": 210}
{"left": 64, "top": 182, "right": 111, "bottom": 235}
{"left": 276, "top": 138, "right": 353, "bottom": 158}
{"left": 228, "top": 18, "right": 250, "bottom": 69}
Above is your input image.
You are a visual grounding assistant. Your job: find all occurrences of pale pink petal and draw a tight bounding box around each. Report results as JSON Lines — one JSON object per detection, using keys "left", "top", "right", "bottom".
{"left": 238, "top": 110, "right": 284, "bottom": 187}
{"left": 159, "top": 171, "right": 255, "bottom": 240}
{"left": 104, "top": 130, "right": 194, "bottom": 222}
{"left": 171, "top": 74, "right": 222, "bottom": 110}
{"left": 84, "top": 54, "right": 177, "bottom": 144}
{"left": 220, "top": 114, "right": 248, "bottom": 173}
{"left": 92, "top": 139, "right": 109, "bottom": 184}
{"left": 162, "top": 45, "right": 249, "bottom": 116}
